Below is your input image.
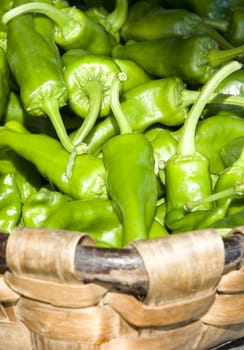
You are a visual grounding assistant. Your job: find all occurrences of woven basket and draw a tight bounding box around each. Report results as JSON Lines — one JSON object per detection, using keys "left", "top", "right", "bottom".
{"left": 1, "top": 226, "right": 244, "bottom": 350}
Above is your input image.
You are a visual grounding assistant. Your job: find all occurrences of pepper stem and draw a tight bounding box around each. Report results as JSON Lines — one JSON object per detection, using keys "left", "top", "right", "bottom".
{"left": 106, "top": 0, "right": 128, "bottom": 34}
{"left": 110, "top": 72, "right": 132, "bottom": 134}
{"left": 177, "top": 60, "right": 242, "bottom": 156}
{"left": 208, "top": 45, "right": 244, "bottom": 67}
{"left": 72, "top": 80, "right": 103, "bottom": 149}
{"left": 184, "top": 182, "right": 244, "bottom": 212}
{"left": 203, "top": 17, "right": 229, "bottom": 33}
{"left": 2, "top": 3, "right": 75, "bottom": 30}
{"left": 41, "top": 98, "right": 74, "bottom": 153}
{"left": 182, "top": 89, "right": 244, "bottom": 108}
{"left": 198, "top": 21, "right": 233, "bottom": 49}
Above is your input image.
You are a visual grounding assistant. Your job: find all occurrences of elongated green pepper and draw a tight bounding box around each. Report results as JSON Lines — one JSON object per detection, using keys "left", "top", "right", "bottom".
{"left": 103, "top": 72, "right": 158, "bottom": 245}
{"left": 163, "top": 0, "right": 230, "bottom": 19}
{"left": 3, "top": 0, "right": 74, "bottom": 154}
{"left": 85, "top": 76, "right": 244, "bottom": 155}
{"left": 164, "top": 60, "right": 242, "bottom": 232}
{"left": 0, "top": 121, "right": 108, "bottom": 200}
{"left": 112, "top": 34, "right": 244, "bottom": 85}
{"left": 121, "top": 4, "right": 233, "bottom": 49}
{"left": 2, "top": 1, "right": 117, "bottom": 54}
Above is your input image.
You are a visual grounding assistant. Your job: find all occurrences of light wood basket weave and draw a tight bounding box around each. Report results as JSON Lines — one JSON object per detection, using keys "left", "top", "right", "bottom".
{"left": 0, "top": 226, "right": 243, "bottom": 350}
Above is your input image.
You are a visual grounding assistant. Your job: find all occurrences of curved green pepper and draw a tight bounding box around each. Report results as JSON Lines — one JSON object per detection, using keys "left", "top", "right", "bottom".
{"left": 4, "top": 0, "right": 73, "bottom": 153}
{"left": 3, "top": 2, "right": 117, "bottom": 54}
{"left": 103, "top": 72, "right": 158, "bottom": 245}
{"left": 164, "top": 60, "right": 242, "bottom": 232}
{"left": 85, "top": 76, "right": 244, "bottom": 156}
{"left": 112, "top": 34, "right": 244, "bottom": 85}
{"left": 121, "top": 4, "right": 233, "bottom": 49}
{"left": 0, "top": 121, "right": 108, "bottom": 200}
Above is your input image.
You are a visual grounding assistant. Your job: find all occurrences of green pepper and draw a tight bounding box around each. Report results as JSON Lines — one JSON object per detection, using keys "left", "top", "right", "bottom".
{"left": 121, "top": 4, "right": 233, "bottom": 49}
{"left": 0, "top": 121, "right": 108, "bottom": 200}
{"left": 3, "top": 0, "right": 74, "bottom": 153}
{"left": 149, "top": 199, "right": 169, "bottom": 238}
{"left": 112, "top": 34, "right": 244, "bottom": 85}
{"left": 0, "top": 9, "right": 7, "bottom": 51}
{"left": 195, "top": 112, "right": 244, "bottom": 174}
{"left": 224, "top": 6, "right": 244, "bottom": 46}
{"left": 0, "top": 0, "right": 13, "bottom": 12}
{"left": 220, "top": 136, "right": 244, "bottom": 167}
{"left": 0, "top": 173, "right": 21, "bottom": 234}
{"left": 0, "top": 46, "right": 10, "bottom": 121}
{"left": 163, "top": 0, "right": 230, "bottom": 19}
{"left": 113, "top": 58, "right": 151, "bottom": 91}
{"left": 3, "top": 91, "right": 57, "bottom": 137}
{"left": 0, "top": 148, "right": 42, "bottom": 202}
{"left": 45, "top": 198, "right": 123, "bottom": 248}
{"left": 84, "top": 77, "right": 193, "bottom": 155}
{"left": 85, "top": 0, "right": 128, "bottom": 43}
{"left": 21, "top": 186, "right": 70, "bottom": 228}
{"left": 213, "top": 146, "right": 244, "bottom": 204}
{"left": 3, "top": 1, "right": 117, "bottom": 54}
{"left": 144, "top": 126, "right": 178, "bottom": 189}
{"left": 62, "top": 49, "right": 121, "bottom": 149}
{"left": 85, "top": 76, "right": 244, "bottom": 155}
{"left": 164, "top": 60, "right": 242, "bottom": 232}
{"left": 103, "top": 72, "right": 158, "bottom": 245}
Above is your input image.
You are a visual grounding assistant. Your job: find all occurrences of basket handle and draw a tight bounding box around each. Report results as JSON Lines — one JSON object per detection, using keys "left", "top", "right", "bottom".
{"left": 0, "top": 227, "right": 243, "bottom": 298}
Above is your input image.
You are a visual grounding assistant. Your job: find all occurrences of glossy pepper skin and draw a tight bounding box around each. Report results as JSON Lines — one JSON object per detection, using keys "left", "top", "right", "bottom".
{"left": 0, "top": 149, "right": 42, "bottom": 202}
{"left": 62, "top": 48, "right": 121, "bottom": 156}
{"left": 112, "top": 34, "right": 244, "bottom": 85}
{"left": 164, "top": 61, "right": 242, "bottom": 232}
{"left": 85, "top": 77, "right": 191, "bottom": 155}
{"left": 0, "top": 122, "right": 108, "bottom": 200}
{"left": 0, "top": 173, "right": 22, "bottom": 234}
{"left": 21, "top": 187, "right": 71, "bottom": 228}
{"left": 103, "top": 73, "right": 158, "bottom": 246}
{"left": 62, "top": 49, "right": 121, "bottom": 119}
{"left": 3, "top": 2, "right": 117, "bottom": 54}
{"left": 4, "top": 0, "right": 74, "bottom": 153}
{"left": 121, "top": 3, "right": 233, "bottom": 49}
{"left": 45, "top": 198, "right": 123, "bottom": 248}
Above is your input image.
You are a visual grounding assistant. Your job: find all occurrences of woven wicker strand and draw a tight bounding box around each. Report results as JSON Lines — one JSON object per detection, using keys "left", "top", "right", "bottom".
{"left": 6, "top": 227, "right": 94, "bottom": 282}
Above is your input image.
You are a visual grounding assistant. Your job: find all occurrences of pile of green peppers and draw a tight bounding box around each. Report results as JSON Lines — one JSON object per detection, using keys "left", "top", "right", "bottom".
{"left": 0, "top": 0, "right": 243, "bottom": 248}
